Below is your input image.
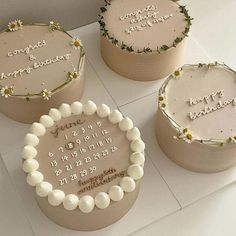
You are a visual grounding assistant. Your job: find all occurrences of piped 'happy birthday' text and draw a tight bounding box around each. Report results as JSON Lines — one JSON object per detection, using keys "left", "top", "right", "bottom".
{"left": 188, "top": 90, "right": 236, "bottom": 120}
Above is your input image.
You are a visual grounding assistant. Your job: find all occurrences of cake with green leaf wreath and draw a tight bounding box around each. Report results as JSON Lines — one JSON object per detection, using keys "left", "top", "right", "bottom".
{"left": 99, "top": 0, "right": 192, "bottom": 81}
{"left": 0, "top": 20, "right": 85, "bottom": 123}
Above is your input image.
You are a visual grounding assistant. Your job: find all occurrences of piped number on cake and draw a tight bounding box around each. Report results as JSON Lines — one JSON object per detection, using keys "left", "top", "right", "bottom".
{"left": 188, "top": 89, "right": 236, "bottom": 120}
{"left": 48, "top": 119, "right": 119, "bottom": 187}
{"left": 119, "top": 5, "right": 173, "bottom": 35}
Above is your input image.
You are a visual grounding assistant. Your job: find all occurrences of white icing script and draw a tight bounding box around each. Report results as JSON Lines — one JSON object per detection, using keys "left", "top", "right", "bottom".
{"left": 1, "top": 54, "right": 71, "bottom": 80}
{"left": 7, "top": 40, "right": 46, "bottom": 57}
{"left": 187, "top": 90, "right": 236, "bottom": 120}
{"left": 188, "top": 90, "right": 224, "bottom": 106}
{"left": 119, "top": 5, "right": 173, "bottom": 34}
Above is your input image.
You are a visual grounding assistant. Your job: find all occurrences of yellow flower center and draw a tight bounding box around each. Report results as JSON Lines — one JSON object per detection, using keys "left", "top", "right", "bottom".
{"left": 10, "top": 23, "right": 16, "bottom": 29}
{"left": 183, "top": 128, "right": 188, "bottom": 133}
{"left": 159, "top": 96, "right": 164, "bottom": 101}
{"left": 186, "top": 133, "right": 192, "bottom": 140}
{"left": 174, "top": 70, "right": 180, "bottom": 76}
{"left": 161, "top": 103, "right": 166, "bottom": 108}
{"left": 4, "top": 88, "right": 12, "bottom": 95}
{"left": 74, "top": 40, "right": 80, "bottom": 47}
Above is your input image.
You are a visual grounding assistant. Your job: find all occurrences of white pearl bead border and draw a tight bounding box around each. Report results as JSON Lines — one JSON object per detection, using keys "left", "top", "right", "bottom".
{"left": 22, "top": 100, "right": 145, "bottom": 213}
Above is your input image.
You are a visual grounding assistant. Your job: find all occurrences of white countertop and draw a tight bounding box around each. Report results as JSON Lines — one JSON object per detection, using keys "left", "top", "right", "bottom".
{"left": 0, "top": 0, "right": 236, "bottom": 235}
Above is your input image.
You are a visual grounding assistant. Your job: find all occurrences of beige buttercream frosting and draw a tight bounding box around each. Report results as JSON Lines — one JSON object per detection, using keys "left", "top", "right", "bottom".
{"left": 0, "top": 24, "right": 81, "bottom": 95}
{"left": 102, "top": 0, "right": 187, "bottom": 51}
{"left": 36, "top": 114, "right": 131, "bottom": 197}
{"left": 22, "top": 101, "right": 145, "bottom": 229}
{"left": 0, "top": 23, "right": 85, "bottom": 123}
{"left": 164, "top": 64, "right": 236, "bottom": 141}
{"left": 156, "top": 63, "right": 236, "bottom": 173}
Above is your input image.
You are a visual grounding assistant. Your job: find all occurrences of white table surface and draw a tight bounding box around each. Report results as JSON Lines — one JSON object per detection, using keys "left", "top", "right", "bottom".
{"left": 1, "top": 0, "right": 236, "bottom": 235}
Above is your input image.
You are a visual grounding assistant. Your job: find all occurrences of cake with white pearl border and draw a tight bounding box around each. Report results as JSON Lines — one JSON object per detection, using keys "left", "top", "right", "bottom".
{"left": 22, "top": 100, "right": 145, "bottom": 230}
{"left": 99, "top": 0, "right": 192, "bottom": 81}
{"left": 0, "top": 20, "right": 85, "bottom": 123}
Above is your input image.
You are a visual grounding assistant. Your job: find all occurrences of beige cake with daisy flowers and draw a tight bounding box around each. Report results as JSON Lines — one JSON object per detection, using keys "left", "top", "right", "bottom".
{"left": 156, "top": 63, "right": 236, "bottom": 173}
{"left": 99, "top": 0, "right": 192, "bottom": 81}
{"left": 0, "top": 20, "right": 85, "bottom": 123}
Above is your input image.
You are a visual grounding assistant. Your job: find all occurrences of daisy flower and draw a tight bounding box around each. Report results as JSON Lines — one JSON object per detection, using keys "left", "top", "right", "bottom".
{"left": 8, "top": 20, "right": 23, "bottom": 32}
{"left": 158, "top": 93, "right": 166, "bottom": 110}
{"left": 15, "top": 19, "right": 23, "bottom": 29}
{"left": 228, "top": 136, "right": 236, "bottom": 144}
{"left": 68, "top": 70, "right": 80, "bottom": 80}
{"left": 174, "top": 128, "right": 193, "bottom": 144}
{"left": 49, "top": 21, "right": 61, "bottom": 31}
{"left": 172, "top": 68, "right": 182, "bottom": 79}
{"left": 71, "top": 37, "right": 82, "bottom": 49}
{"left": 42, "top": 89, "right": 52, "bottom": 100}
{"left": 1, "top": 85, "right": 14, "bottom": 98}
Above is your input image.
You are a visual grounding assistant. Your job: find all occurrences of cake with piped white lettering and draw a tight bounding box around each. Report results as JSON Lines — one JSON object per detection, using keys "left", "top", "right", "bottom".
{"left": 156, "top": 62, "right": 236, "bottom": 172}
{"left": 22, "top": 100, "right": 145, "bottom": 230}
{"left": 99, "top": 0, "right": 192, "bottom": 81}
{"left": 0, "top": 20, "right": 85, "bottom": 123}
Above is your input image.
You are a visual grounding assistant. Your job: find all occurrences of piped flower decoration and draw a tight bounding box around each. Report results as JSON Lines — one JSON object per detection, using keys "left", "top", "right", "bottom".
{"left": 158, "top": 93, "right": 166, "bottom": 110}
{"left": 68, "top": 70, "right": 80, "bottom": 80}
{"left": 1, "top": 85, "right": 14, "bottom": 98}
{"left": 172, "top": 68, "right": 182, "bottom": 79}
{"left": 8, "top": 20, "right": 23, "bottom": 32}
{"left": 228, "top": 136, "right": 236, "bottom": 144}
{"left": 49, "top": 21, "right": 61, "bottom": 31}
{"left": 71, "top": 37, "right": 82, "bottom": 49}
{"left": 42, "top": 89, "right": 52, "bottom": 100}
{"left": 174, "top": 128, "right": 193, "bottom": 144}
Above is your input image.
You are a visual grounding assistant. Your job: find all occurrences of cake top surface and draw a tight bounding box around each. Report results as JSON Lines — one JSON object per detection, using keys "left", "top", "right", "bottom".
{"left": 22, "top": 101, "right": 145, "bottom": 213}
{"left": 159, "top": 63, "right": 236, "bottom": 146}
{"left": 0, "top": 20, "right": 84, "bottom": 100}
{"left": 99, "top": 0, "right": 192, "bottom": 53}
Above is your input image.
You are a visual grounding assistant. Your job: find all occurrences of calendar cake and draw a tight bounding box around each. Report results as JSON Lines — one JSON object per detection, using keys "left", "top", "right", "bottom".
{"left": 22, "top": 100, "right": 145, "bottom": 230}
{"left": 0, "top": 20, "right": 85, "bottom": 123}
{"left": 156, "top": 63, "right": 236, "bottom": 173}
{"left": 99, "top": 0, "right": 192, "bottom": 81}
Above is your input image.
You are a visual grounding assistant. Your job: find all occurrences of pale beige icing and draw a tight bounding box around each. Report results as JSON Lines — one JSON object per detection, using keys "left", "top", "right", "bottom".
{"left": 103, "top": 0, "right": 186, "bottom": 51}
{"left": 0, "top": 23, "right": 84, "bottom": 123}
{"left": 0, "top": 25, "right": 80, "bottom": 94}
{"left": 165, "top": 65, "right": 236, "bottom": 140}
{"left": 36, "top": 114, "right": 131, "bottom": 197}
{"left": 156, "top": 64, "right": 236, "bottom": 173}
{"left": 27, "top": 108, "right": 143, "bottom": 230}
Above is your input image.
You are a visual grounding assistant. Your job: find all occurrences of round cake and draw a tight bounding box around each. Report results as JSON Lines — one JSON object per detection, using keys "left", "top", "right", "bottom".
{"left": 99, "top": 0, "right": 192, "bottom": 81}
{"left": 22, "top": 100, "right": 145, "bottom": 230}
{"left": 156, "top": 62, "right": 236, "bottom": 173}
{"left": 0, "top": 20, "right": 85, "bottom": 123}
